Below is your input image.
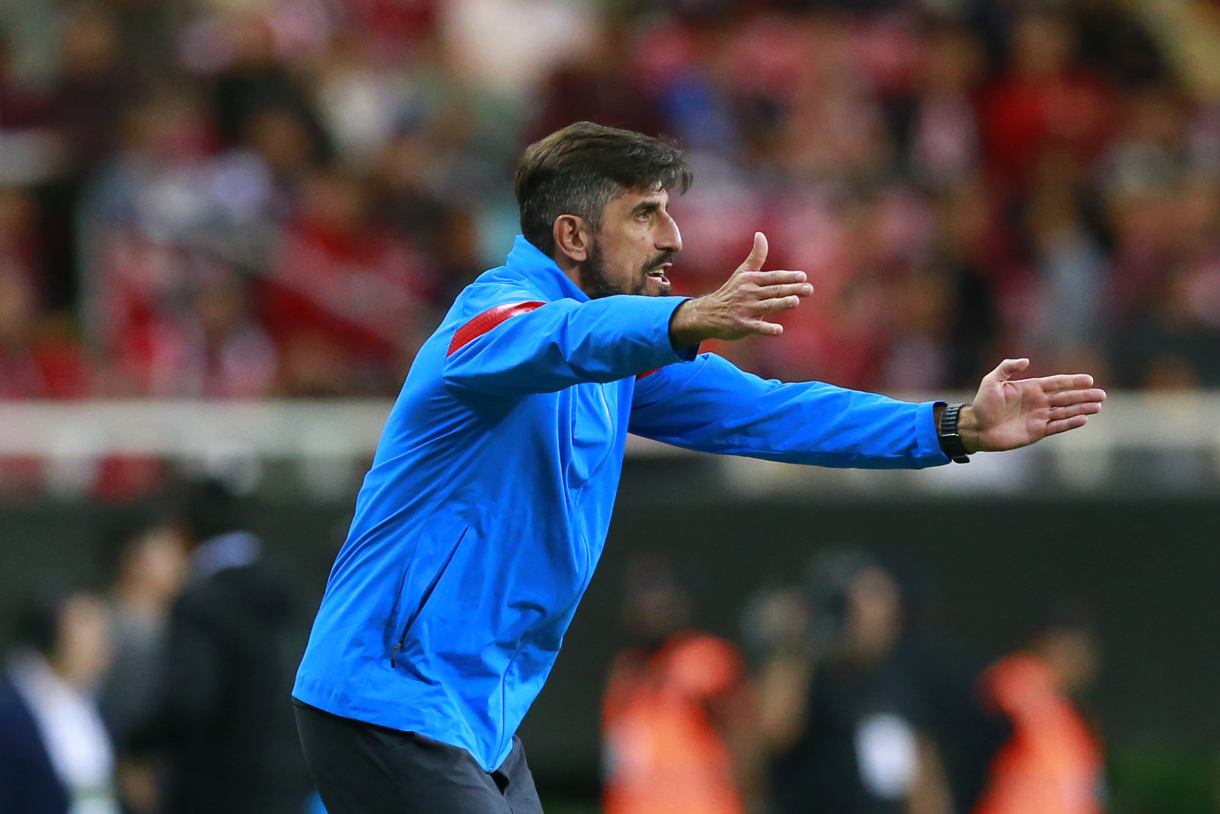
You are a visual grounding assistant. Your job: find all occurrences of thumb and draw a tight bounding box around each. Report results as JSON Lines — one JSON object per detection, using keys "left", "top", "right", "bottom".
{"left": 741, "top": 231, "right": 768, "bottom": 272}
{"left": 990, "top": 358, "right": 1030, "bottom": 383}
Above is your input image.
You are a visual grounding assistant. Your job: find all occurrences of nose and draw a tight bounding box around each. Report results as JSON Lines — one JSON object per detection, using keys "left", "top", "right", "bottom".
{"left": 657, "top": 210, "right": 682, "bottom": 254}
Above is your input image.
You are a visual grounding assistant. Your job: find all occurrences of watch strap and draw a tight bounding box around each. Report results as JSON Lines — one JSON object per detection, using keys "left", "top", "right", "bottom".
{"left": 938, "top": 402, "right": 971, "bottom": 464}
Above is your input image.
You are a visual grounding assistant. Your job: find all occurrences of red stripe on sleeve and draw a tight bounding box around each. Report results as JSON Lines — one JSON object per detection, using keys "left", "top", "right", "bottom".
{"left": 447, "top": 302, "right": 546, "bottom": 355}
{"left": 637, "top": 369, "right": 659, "bottom": 379}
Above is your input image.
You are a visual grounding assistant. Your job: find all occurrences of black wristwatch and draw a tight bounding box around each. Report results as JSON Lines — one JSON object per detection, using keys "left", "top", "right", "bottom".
{"left": 937, "top": 402, "right": 971, "bottom": 463}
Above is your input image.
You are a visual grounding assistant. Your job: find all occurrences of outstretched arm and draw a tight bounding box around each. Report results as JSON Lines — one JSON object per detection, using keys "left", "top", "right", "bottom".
{"left": 630, "top": 353, "right": 948, "bottom": 468}
{"left": 630, "top": 354, "right": 1106, "bottom": 468}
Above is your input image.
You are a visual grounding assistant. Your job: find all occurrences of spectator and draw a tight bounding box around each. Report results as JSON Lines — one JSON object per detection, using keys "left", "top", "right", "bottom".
{"left": 124, "top": 479, "right": 310, "bottom": 814}
{"left": 209, "top": 13, "right": 321, "bottom": 153}
{"left": 40, "top": 3, "right": 134, "bottom": 313}
{"left": 98, "top": 516, "right": 189, "bottom": 814}
{"left": 974, "top": 604, "right": 1105, "bottom": 814}
{"left": 980, "top": 10, "right": 1114, "bottom": 194}
{"left": 0, "top": 587, "right": 119, "bottom": 814}
{"left": 757, "top": 550, "right": 954, "bottom": 814}
{"left": 602, "top": 553, "right": 759, "bottom": 814}
{"left": 98, "top": 517, "right": 188, "bottom": 746}
{"left": 265, "top": 168, "right": 437, "bottom": 395}
{"left": 0, "top": 242, "right": 90, "bottom": 401}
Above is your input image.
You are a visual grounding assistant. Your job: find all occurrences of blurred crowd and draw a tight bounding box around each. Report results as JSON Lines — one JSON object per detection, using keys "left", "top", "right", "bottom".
{"left": 0, "top": 480, "right": 313, "bottom": 814}
{"left": 1, "top": 0, "right": 1220, "bottom": 402}
{"left": 604, "top": 550, "right": 1104, "bottom": 814}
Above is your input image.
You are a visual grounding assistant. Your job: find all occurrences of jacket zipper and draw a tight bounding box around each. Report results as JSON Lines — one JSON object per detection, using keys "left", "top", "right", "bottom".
{"left": 390, "top": 527, "right": 469, "bottom": 668}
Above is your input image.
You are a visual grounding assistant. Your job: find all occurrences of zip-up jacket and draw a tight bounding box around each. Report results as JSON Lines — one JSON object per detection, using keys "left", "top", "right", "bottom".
{"left": 292, "top": 236, "right": 949, "bottom": 771}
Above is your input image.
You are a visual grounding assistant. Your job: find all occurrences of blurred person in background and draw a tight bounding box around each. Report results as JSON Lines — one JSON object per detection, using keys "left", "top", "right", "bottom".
{"left": 97, "top": 516, "right": 189, "bottom": 814}
{"left": 0, "top": 228, "right": 90, "bottom": 402}
{"left": 755, "top": 551, "right": 953, "bottom": 814}
{"left": 123, "top": 479, "right": 310, "bottom": 814}
{"left": 39, "top": 2, "right": 135, "bottom": 314}
{"left": 0, "top": 587, "right": 119, "bottom": 814}
{"left": 265, "top": 166, "right": 437, "bottom": 396}
{"left": 973, "top": 603, "right": 1104, "bottom": 814}
{"left": 602, "top": 552, "right": 759, "bottom": 814}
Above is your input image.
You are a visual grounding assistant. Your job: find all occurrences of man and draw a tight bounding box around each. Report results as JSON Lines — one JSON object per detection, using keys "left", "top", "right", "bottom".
{"left": 602, "top": 554, "right": 758, "bottom": 814}
{"left": 758, "top": 551, "right": 953, "bottom": 814}
{"left": 974, "top": 605, "right": 1104, "bottom": 814}
{"left": 125, "top": 480, "right": 310, "bottom": 814}
{"left": 0, "top": 588, "right": 118, "bottom": 814}
{"left": 292, "top": 121, "right": 1105, "bottom": 814}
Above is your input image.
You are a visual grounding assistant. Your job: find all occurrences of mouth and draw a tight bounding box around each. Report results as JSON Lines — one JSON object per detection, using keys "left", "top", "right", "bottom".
{"left": 645, "top": 263, "right": 672, "bottom": 287}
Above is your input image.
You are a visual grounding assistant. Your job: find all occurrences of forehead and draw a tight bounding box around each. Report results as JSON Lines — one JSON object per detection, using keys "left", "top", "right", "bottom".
{"left": 608, "top": 186, "right": 670, "bottom": 211}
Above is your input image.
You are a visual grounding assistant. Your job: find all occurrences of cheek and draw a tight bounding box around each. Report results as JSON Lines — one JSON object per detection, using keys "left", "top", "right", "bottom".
{"left": 604, "top": 244, "right": 642, "bottom": 282}
{"left": 631, "top": 230, "right": 656, "bottom": 269}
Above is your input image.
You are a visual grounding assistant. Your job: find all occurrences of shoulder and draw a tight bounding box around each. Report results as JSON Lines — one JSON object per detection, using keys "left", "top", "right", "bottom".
{"left": 0, "top": 674, "right": 43, "bottom": 752}
{"left": 187, "top": 561, "right": 299, "bottom": 626}
{"left": 454, "top": 268, "right": 549, "bottom": 317}
{"left": 0, "top": 674, "right": 71, "bottom": 812}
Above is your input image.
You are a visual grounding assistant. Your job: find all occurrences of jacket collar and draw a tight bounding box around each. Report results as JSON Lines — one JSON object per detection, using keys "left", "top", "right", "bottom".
{"left": 506, "top": 236, "right": 590, "bottom": 303}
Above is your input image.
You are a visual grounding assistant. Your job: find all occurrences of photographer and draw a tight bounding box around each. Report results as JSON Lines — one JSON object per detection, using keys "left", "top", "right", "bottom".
{"left": 752, "top": 552, "right": 953, "bottom": 814}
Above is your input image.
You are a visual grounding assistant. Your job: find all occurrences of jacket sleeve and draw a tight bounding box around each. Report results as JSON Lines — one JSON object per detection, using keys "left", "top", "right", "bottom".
{"left": 629, "top": 353, "right": 949, "bottom": 469}
{"left": 443, "top": 293, "right": 699, "bottom": 398}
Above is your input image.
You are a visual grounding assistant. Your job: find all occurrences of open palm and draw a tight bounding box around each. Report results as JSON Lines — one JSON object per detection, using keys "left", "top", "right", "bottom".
{"left": 969, "top": 359, "right": 1107, "bottom": 452}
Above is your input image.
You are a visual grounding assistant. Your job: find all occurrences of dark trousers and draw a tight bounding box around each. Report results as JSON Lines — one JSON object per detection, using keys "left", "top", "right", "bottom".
{"left": 294, "top": 700, "right": 543, "bottom": 814}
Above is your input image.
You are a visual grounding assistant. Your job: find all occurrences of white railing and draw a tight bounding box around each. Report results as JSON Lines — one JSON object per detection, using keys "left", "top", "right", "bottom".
{"left": 0, "top": 395, "right": 1216, "bottom": 497}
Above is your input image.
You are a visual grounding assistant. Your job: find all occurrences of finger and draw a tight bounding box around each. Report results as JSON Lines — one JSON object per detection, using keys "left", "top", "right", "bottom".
{"left": 741, "top": 231, "right": 768, "bottom": 272}
{"left": 1048, "top": 402, "right": 1102, "bottom": 421}
{"left": 748, "top": 270, "right": 808, "bottom": 286}
{"left": 1046, "top": 388, "right": 1108, "bottom": 408}
{"left": 746, "top": 319, "right": 784, "bottom": 336}
{"left": 753, "top": 296, "right": 802, "bottom": 314}
{"left": 1030, "top": 373, "right": 1096, "bottom": 393}
{"left": 987, "top": 358, "right": 1030, "bottom": 384}
{"left": 1042, "top": 415, "right": 1090, "bottom": 437}
{"left": 754, "top": 283, "right": 814, "bottom": 299}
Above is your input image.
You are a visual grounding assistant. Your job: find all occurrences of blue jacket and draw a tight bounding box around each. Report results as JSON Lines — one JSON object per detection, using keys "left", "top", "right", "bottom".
{"left": 292, "top": 236, "right": 949, "bottom": 771}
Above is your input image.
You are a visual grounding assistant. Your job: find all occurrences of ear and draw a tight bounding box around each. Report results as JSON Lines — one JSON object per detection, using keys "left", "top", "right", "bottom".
{"left": 553, "top": 215, "right": 592, "bottom": 264}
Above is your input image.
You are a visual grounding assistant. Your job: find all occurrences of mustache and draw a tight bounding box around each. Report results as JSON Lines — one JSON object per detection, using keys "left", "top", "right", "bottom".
{"left": 641, "top": 251, "right": 676, "bottom": 273}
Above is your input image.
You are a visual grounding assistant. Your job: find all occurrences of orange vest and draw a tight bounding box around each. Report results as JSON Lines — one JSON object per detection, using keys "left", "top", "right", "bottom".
{"left": 974, "top": 654, "right": 1104, "bottom": 814}
{"left": 602, "top": 632, "right": 747, "bottom": 814}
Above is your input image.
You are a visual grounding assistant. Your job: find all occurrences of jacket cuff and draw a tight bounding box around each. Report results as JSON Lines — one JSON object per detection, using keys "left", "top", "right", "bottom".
{"left": 657, "top": 297, "right": 700, "bottom": 362}
{"left": 916, "top": 400, "right": 951, "bottom": 465}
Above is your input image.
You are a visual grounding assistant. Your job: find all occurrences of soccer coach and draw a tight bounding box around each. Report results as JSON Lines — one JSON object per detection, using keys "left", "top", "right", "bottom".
{"left": 292, "top": 122, "right": 1105, "bottom": 813}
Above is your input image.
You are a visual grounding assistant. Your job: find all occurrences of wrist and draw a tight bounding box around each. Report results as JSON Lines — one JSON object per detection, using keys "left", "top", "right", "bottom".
{"left": 935, "top": 402, "right": 973, "bottom": 462}
{"left": 668, "top": 297, "right": 705, "bottom": 348}
{"left": 958, "top": 405, "right": 982, "bottom": 453}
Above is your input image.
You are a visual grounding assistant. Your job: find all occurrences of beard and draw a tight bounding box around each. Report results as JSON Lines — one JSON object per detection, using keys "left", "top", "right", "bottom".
{"left": 579, "top": 238, "right": 674, "bottom": 299}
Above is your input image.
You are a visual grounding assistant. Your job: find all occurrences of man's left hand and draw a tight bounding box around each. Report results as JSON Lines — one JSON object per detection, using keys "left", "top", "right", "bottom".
{"left": 958, "top": 358, "right": 1107, "bottom": 453}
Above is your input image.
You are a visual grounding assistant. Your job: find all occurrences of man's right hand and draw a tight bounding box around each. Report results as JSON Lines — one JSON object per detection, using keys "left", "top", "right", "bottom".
{"left": 669, "top": 232, "right": 813, "bottom": 347}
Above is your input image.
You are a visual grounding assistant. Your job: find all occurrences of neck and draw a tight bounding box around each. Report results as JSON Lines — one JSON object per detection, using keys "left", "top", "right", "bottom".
{"left": 551, "top": 252, "right": 589, "bottom": 296}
